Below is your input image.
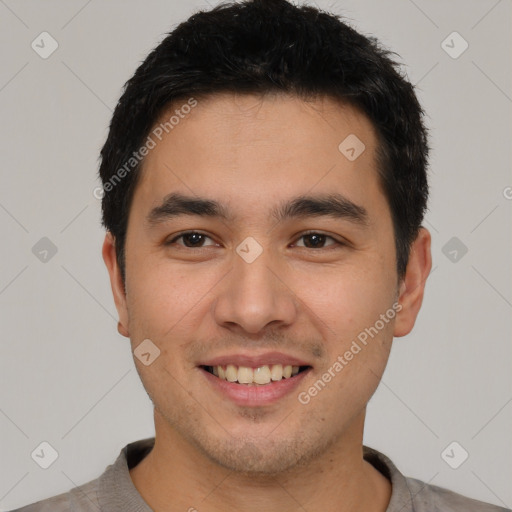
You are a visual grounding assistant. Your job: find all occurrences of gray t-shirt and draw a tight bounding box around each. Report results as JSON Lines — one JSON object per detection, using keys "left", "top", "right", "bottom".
{"left": 10, "top": 437, "right": 510, "bottom": 511}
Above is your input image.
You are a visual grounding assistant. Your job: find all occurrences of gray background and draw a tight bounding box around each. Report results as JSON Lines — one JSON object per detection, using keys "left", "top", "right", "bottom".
{"left": 0, "top": 0, "right": 511, "bottom": 510}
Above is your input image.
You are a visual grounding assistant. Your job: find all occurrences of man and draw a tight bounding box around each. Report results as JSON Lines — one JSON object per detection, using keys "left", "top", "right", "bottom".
{"left": 11, "top": 0, "right": 509, "bottom": 510}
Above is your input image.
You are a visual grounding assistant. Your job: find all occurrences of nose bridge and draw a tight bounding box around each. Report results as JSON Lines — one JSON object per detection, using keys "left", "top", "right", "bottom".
{"left": 213, "top": 244, "right": 297, "bottom": 334}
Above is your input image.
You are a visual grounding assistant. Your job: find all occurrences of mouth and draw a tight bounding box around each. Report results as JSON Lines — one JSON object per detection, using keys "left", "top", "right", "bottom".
{"left": 198, "top": 358, "right": 312, "bottom": 407}
{"left": 197, "top": 352, "right": 313, "bottom": 406}
{"left": 201, "top": 364, "right": 311, "bottom": 385}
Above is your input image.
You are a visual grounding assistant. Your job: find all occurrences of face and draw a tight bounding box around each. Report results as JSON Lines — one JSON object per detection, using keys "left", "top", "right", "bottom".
{"left": 104, "top": 92, "right": 430, "bottom": 474}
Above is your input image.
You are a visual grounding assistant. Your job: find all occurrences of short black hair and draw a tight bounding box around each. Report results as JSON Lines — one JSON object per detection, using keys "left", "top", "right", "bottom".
{"left": 99, "top": 0, "right": 429, "bottom": 283}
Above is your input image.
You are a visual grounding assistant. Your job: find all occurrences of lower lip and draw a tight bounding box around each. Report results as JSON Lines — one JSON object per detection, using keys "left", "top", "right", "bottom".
{"left": 200, "top": 367, "right": 311, "bottom": 407}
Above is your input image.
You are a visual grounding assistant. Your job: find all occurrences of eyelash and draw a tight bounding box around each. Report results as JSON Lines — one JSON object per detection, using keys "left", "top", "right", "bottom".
{"left": 166, "top": 230, "right": 343, "bottom": 249}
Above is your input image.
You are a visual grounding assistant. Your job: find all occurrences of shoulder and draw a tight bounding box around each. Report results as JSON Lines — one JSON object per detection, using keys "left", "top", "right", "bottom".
{"left": 362, "top": 445, "right": 510, "bottom": 512}
{"left": 7, "top": 477, "right": 100, "bottom": 512}
{"left": 405, "top": 476, "right": 511, "bottom": 512}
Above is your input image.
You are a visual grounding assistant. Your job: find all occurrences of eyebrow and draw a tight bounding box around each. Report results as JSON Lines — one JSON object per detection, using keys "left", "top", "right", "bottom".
{"left": 147, "top": 193, "right": 231, "bottom": 225}
{"left": 271, "top": 193, "right": 369, "bottom": 226}
{"left": 146, "top": 192, "right": 369, "bottom": 227}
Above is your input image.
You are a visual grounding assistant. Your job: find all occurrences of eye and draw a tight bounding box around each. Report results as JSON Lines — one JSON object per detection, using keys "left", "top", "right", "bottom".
{"left": 294, "top": 232, "right": 340, "bottom": 249}
{"left": 166, "top": 231, "right": 217, "bottom": 248}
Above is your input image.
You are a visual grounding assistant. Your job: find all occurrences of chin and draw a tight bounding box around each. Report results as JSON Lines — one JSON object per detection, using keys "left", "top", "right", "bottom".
{"left": 194, "top": 430, "right": 334, "bottom": 476}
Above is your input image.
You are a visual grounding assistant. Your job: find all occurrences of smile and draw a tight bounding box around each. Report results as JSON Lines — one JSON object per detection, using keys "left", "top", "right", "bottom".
{"left": 203, "top": 364, "right": 310, "bottom": 385}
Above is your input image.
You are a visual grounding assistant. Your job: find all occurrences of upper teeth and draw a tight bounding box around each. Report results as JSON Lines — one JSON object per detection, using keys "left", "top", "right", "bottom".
{"left": 211, "top": 364, "right": 300, "bottom": 385}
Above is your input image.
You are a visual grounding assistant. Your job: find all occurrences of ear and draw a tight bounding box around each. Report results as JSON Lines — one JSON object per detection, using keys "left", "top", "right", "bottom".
{"left": 393, "top": 227, "right": 432, "bottom": 337}
{"left": 102, "top": 232, "right": 130, "bottom": 338}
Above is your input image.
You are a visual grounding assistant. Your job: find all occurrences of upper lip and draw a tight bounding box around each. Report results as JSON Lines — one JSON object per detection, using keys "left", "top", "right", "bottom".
{"left": 199, "top": 351, "right": 311, "bottom": 368}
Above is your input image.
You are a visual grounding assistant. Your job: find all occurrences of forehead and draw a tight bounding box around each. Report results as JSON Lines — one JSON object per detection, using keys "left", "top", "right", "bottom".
{"left": 148, "top": 92, "right": 377, "bottom": 156}
{"left": 132, "top": 92, "right": 385, "bottom": 220}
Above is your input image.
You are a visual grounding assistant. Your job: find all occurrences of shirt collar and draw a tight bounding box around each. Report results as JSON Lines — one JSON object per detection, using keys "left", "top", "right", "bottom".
{"left": 98, "top": 438, "right": 414, "bottom": 512}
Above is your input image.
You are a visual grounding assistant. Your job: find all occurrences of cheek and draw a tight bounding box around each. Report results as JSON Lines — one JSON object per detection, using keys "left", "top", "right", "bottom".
{"left": 125, "top": 255, "right": 223, "bottom": 341}
{"left": 293, "top": 258, "right": 396, "bottom": 341}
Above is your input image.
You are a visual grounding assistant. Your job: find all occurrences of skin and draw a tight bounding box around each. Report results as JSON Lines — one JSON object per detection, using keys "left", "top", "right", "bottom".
{"left": 103, "top": 92, "right": 431, "bottom": 512}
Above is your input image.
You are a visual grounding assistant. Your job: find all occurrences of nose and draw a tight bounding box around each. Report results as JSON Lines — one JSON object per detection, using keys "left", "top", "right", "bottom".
{"left": 212, "top": 248, "right": 298, "bottom": 335}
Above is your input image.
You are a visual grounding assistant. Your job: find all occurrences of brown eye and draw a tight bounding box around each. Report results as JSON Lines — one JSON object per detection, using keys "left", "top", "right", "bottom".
{"left": 167, "top": 231, "right": 216, "bottom": 247}
{"left": 183, "top": 233, "right": 205, "bottom": 247}
{"left": 295, "top": 233, "right": 338, "bottom": 249}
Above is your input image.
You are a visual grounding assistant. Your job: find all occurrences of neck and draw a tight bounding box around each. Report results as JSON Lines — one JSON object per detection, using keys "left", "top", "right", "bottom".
{"left": 130, "top": 409, "right": 391, "bottom": 512}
